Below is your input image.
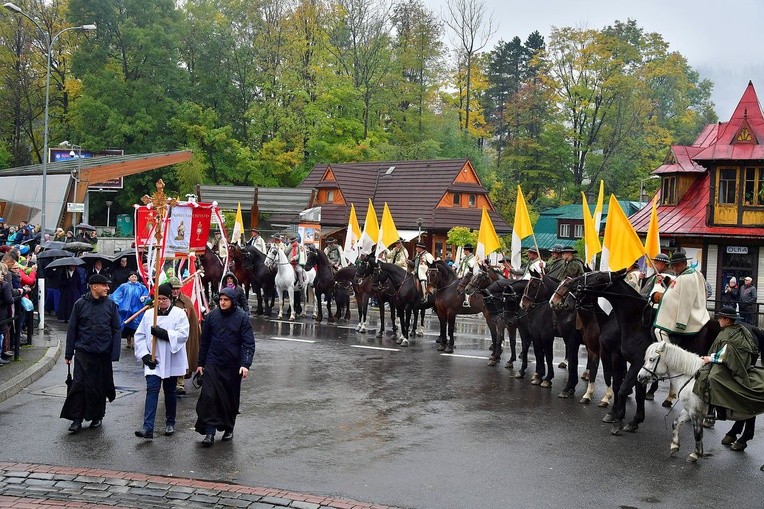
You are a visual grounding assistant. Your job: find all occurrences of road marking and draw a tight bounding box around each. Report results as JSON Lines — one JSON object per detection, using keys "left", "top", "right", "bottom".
{"left": 351, "top": 345, "right": 400, "bottom": 352}
{"left": 269, "top": 337, "right": 316, "bottom": 343}
{"left": 335, "top": 325, "right": 359, "bottom": 330}
{"left": 268, "top": 320, "right": 306, "bottom": 325}
{"left": 441, "top": 353, "right": 489, "bottom": 360}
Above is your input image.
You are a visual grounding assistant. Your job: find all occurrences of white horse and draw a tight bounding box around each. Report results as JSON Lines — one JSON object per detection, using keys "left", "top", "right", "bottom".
{"left": 637, "top": 341, "right": 707, "bottom": 463}
{"left": 265, "top": 245, "right": 296, "bottom": 320}
{"left": 302, "top": 267, "right": 316, "bottom": 317}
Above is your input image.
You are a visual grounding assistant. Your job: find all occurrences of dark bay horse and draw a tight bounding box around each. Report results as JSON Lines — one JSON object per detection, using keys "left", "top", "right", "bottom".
{"left": 426, "top": 260, "right": 487, "bottom": 353}
{"left": 372, "top": 261, "right": 434, "bottom": 347}
{"left": 356, "top": 254, "right": 399, "bottom": 339}
{"left": 304, "top": 246, "right": 335, "bottom": 323}
{"left": 228, "top": 244, "right": 275, "bottom": 315}
{"left": 333, "top": 265, "right": 355, "bottom": 323}
{"left": 199, "top": 246, "right": 225, "bottom": 302}
{"left": 464, "top": 267, "right": 517, "bottom": 366}
{"left": 555, "top": 270, "right": 719, "bottom": 435}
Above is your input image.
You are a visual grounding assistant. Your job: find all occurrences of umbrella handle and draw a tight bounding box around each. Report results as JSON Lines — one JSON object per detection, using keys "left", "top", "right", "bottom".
{"left": 67, "top": 364, "right": 71, "bottom": 377}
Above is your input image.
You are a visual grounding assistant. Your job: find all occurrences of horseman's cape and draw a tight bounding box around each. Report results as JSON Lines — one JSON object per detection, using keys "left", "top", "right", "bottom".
{"left": 654, "top": 268, "right": 710, "bottom": 334}
{"left": 693, "top": 323, "right": 764, "bottom": 418}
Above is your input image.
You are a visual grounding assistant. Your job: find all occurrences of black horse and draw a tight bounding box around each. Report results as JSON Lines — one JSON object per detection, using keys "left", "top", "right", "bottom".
{"left": 356, "top": 254, "right": 399, "bottom": 339}
{"left": 333, "top": 265, "right": 356, "bottom": 323}
{"left": 371, "top": 261, "right": 433, "bottom": 347}
{"left": 229, "top": 244, "right": 274, "bottom": 316}
{"left": 304, "top": 246, "right": 335, "bottom": 323}
{"left": 465, "top": 268, "right": 517, "bottom": 367}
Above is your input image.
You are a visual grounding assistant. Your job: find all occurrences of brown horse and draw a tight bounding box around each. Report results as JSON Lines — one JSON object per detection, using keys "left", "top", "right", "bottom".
{"left": 199, "top": 246, "right": 225, "bottom": 302}
{"left": 228, "top": 244, "right": 275, "bottom": 315}
{"left": 426, "top": 260, "right": 486, "bottom": 353}
{"left": 333, "top": 266, "right": 355, "bottom": 323}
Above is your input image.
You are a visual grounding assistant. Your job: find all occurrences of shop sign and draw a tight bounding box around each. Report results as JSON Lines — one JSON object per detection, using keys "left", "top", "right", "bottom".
{"left": 726, "top": 246, "right": 749, "bottom": 254}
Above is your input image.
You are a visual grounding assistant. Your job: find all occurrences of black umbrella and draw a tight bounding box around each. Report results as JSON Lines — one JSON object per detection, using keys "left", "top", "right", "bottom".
{"left": 41, "top": 240, "right": 67, "bottom": 250}
{"left": 45, "top": 257, "right": 86, "bottom": 269}
{"left": 80, "top": 252, "right": 114, "bottom": 266}
{"left": 75, "top": 223, "right": 96, "bottom": 231}
{"left": 36, "top": 249, "right": 75, "bottom": 260}
{"left": 66, "top": 364, "right": 73, "bottom": 394}
{"left": 63, "top": 241, "right": 95, "bottom": 253}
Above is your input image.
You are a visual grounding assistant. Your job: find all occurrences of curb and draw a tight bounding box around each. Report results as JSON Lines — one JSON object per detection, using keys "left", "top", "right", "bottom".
{"left": 0, "top": 338, "right": 61, "bottom": 404}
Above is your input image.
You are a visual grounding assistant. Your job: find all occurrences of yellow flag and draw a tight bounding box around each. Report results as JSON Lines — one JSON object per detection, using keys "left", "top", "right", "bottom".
{"left": 477, "top": 207, "right": 501, "bottom": 259}
{"left": 231, "top": 202, "right": 244, "bottom": 245}
{"left": 581, "top": 192, "right": 601, "bottom": 268}
{"left": 348, "top": 203, "right": 361, "bottom": 240}
{"left": 644, "top": 196, "right": 661, "bottom": 259}
{"left": 359, "top": 199, "right": 379, "bottom": 255}
{"left": 601, "top": 195, "right": 646, "bottom": 271}
{"left": 511, "top": 186, "right": 534, "bottom": 268}
{"left": 593, "top": 180, "right": 604, "bottom": 232}
{"left": 376, "top": 203, "right": 401, "bottom": 256}
{"left": 343, "top": 203, "right": 362, "bottom": 264}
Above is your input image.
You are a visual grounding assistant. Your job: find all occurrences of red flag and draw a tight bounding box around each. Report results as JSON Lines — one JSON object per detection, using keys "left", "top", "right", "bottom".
{"left": 186, "top": 252, "right": 205, "bottom": 320}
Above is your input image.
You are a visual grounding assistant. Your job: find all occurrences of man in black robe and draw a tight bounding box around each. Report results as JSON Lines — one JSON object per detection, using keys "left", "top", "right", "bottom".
{"left": 60, "top": 274, "right": 122, "bottom": 433}
{"left": 194, "top": 287, "right": 255, "bottom": 446}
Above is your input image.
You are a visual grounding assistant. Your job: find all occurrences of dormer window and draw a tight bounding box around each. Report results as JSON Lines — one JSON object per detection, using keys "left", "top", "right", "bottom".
{"left": 661, "top": 177, "right": 677, "bottom": 205}
{"left": 469, "top": 194, "right": 476, "bottom": 207}
{"left": 453, "top": 193, "right": 461, "bottom": 205}
{"left": 718, "top": 168, "right": 737, "bottom": 205}
{"left": 743, "top": 167, "right": 764, "bottom": 206}
{"left": 327, "top": 190, "right": 335, "bottom": 203}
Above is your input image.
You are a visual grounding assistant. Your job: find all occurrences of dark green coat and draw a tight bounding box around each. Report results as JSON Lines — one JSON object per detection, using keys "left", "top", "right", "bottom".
{"left": 693, "top": 323, "right": 764, "bottom": 418}
{"left": 545, "top": 258, "right": 564, "bottom": 280}
{"left": 560, "top": 258, "right": 585, "bottom": 279}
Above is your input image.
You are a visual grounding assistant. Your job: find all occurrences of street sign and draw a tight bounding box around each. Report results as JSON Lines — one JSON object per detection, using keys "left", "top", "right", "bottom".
{"left": 67, "top": 202, "right": 85, "bottom": 213}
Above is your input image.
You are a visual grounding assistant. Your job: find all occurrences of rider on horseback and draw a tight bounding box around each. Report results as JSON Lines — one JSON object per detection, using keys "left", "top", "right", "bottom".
{"left": 246, "top": 227, "right": 267, "bottom": 253}
{"left": 323, "top": 237, "right": 343, "bottom": 271}
{"left": 414, "top": 242, "right": 434, "bottom": 303}
{"left": 559, "top": 246, "right": 584, "bottom": 279}
{"left": 457, "top": 244, "right": 478, "bottom": 306}
{"left": 545, "top": 244, "right": 564, "bottom": 280}
{"left": 640, "top": 252, "right": 674, "bottom": 308}
{"left": 287, "top": 236, "right": 307, "bottom": 289}
{"left": 653, "top": 250, "right": 709, "bottom": 342}
{"left": 387, "top": 238, "right": 410, "bottom": 271}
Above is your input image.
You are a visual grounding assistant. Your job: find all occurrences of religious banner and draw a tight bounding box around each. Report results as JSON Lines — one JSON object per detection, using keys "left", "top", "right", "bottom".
{"left": 135, "top": 201, "right": 216, "bottom": 256}
{"left": 134, "top": 206, "right": 159, "bottom": 249}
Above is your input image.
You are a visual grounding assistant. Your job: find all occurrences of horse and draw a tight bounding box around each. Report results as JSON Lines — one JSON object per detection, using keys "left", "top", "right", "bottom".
{"left": 304, "top": 246, "right": 336, "bottom": 323}
{"left": 549, "top": 275, "right": 615, "bottom": 407}
{"left": 372, "top": 261, "right": 433, "bottom": 347}
{"left": 556, "top": 270, "right": 718, "bottom": 435}
{"left": 199, "top": 246, "right": 225, "bottom": 302}
{"left": 356, "top": 254, "right": 399, "bottom": 338}
{"left": 333, "top": 265, "right": 356, "bottom": 323}
{"left": 464, "top": 268, "right": 517, "bottom": 367}
{"left": 637, "top": 341, "right": 708, "bottom": 462}
{"left": 228, "top": 244, "right": 274, "bottom": 316}
{"left": 426, "top": 260, "right": 487, "bottom": 353}
{"left": 301, "top": 267, "right": 317, "bottom": 317}
{"left": 264, "top": 245, "right": 296, "bottom": 320}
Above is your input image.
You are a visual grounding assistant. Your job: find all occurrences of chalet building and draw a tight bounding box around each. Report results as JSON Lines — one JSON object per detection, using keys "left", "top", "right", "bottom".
{"left": 631, "top": 81, "right": 764, "bottom": 310}
{"left": 271, "top": 159, "right": 511, "bottom": 258}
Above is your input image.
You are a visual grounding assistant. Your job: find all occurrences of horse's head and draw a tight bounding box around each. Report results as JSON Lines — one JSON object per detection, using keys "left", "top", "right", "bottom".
{"left": 637, "top": 341, "right": 668, "bottom": 385}
{"left": 465, "top": 269, "right": 492, "bottom": 296}
{"left": 520, "top": 273, "right": 548, "bottom": 311}
{"left": 264, "top": 245, "right": 280, "bottom": 270}
{"left": 356, "top": 254, "right": 376, "bottom": 278}
{"left": 304, "top": 245, "right": 318, "bottom": 267}
{"left": 549, "top": 276, "right": 575, "bottom": 311}
{"left": 426, "top": 260, "right": 451, "bottom": 289}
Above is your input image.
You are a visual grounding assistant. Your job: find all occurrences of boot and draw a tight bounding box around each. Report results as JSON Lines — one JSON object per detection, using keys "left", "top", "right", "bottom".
{"left": 201, "top": 434, "right": 214, "bottom": 447}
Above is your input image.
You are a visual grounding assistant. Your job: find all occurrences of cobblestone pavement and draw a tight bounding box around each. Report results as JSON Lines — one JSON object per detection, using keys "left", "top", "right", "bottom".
{"left": 0, "top": 463, "right": 400, "bottom": 509}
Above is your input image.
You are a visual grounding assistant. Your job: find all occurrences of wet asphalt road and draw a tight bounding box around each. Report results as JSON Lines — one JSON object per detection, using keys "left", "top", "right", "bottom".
{"left": 1, "top": 307, "right": 763, "bottom": 508}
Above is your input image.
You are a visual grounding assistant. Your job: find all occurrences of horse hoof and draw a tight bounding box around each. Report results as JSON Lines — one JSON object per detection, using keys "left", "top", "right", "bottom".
{"left": 488, "top": 359, "right": 497, "bottom": 367}
{"left": 558, "top": 391, "right": 572, "bottom": 399}
{"left": 530, "top": 378, "right": 541, "bottom": 386}
{"left": 686, "top": 453, "right": 699, "bottom": 463}
{"left": 531, "top": 373, "right": 541, "bottom": 381}
{"left": 579, "top": 397, "right": 591, "bottom": 405}
{"left": 623, "top": 423, "right": 639, "bottom": 433}
{"left": 277, "top": 314, "right": 283, "bottom": 319}
{"left": 444, "top": 346, "right": 454, "bottom": 354}
{"left": 644, "top": 393, "right": 655, "bottom": 401}
{"left": 395, "top": 337, "right": 403, "bottom": 345}
{"left": 416, "top": 328, "right": 424, "bottom": 337}
{"left": 289, "top": 315, "right": 296, "bottom": 321}
{"left": 504, "top": 362, "right": 513, "bottom": 370}
{"left": 514, "top": 372, "right": 524, "bottom": 379}
{"left": 400, "top": 339, "right": 409, "bottom": 347}
{"left": 610, "top": 426, "right": 623, "bottom": 436}
{"left": 662, "top": 399, "right": 673, "bottom": 408}
{"left": 558, "top": 361, "right": 567, "bottom": 369}
{"left": 540, "top": 380, "right": 552, "bottom": 388}
{"left": 580, "top": 370, "right": 590, "bottom": 382}
{"left": 602, "top": 413, "right": 615, "bottom": 423}
{"left": 597, "top": 401, "right": 610, "bottom": 408}
{"left": 436, "top": 344, "right": 445, "bottom": 351}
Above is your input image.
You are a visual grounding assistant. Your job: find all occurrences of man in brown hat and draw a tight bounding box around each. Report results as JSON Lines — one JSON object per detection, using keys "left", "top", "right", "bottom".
{"left": 324, "top": 237, "right": 343, "bottom": 270}
{"left": 413, "top": 242, "right": 434, "bottom": 302}
{"left": 559, "top": 246, "right": 584, "bottom": 279}
{"left": 387, "top": 238, "right": 410, "bottom": 271}
{"left": 545, "top": 244, "right": 564, "bottom": 280}
{"left": 640, "top": 253, "right": 674, "bottom": 307}
{"left": 246, "top": 227, "right": 266, "bottom": 253}
{"left": 653, "top": 249, "right": 709, "bottom": 341}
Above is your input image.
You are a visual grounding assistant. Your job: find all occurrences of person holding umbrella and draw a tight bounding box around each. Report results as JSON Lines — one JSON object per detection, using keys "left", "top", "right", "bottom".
{"left": 60, "top": 273, "right": 122, "bottom": 433}
{"left": 111, "top": 256, "right": 133, "bottom": 290}
{"left": 110, "top": 271, "right": 149, "bottom": 349}
{"left": 56, "top": 260, "right": 88, "bottom": 323}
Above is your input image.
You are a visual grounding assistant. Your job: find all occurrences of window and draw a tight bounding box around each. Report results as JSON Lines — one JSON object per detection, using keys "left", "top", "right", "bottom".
{"left": 453, "top": 193, "right": 461, "bottom": 205}
{"left": 574, "top": 224, "right": 583, "bottom": 238}
{"left": 559, "top": 223, "right": 570, "bottom": 238}
{"left": 743, "top": 167, "right": 764, "bottom": 206}
{"left": 327, "top": 190, "right": 335, "bottom": 203}
{"left": 661, "top": 176, "right": 676, "bottom": 205}
{"left": 469, "top": 194, "right": 476, "bottom": 207}
{"left": 718, "top": 168, "right": 738, "bottom": 204}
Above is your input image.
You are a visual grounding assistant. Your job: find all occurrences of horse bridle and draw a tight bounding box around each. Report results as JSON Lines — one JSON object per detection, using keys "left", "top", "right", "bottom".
{"left": 427, "top": 266, "right": 460, "bottom": 293}
{"left": 520, "top": 275, "right": 546, "bottom": 310}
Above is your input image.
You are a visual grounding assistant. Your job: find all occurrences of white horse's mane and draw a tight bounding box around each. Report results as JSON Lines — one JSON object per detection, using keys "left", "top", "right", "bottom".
{"left": 650, "top": 341, "right": 704, "bottom": 376}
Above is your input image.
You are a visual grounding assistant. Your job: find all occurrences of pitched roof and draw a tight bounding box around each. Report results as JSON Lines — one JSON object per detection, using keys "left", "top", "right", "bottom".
{"left": 197, "top": 185, "right": 313, "bottom": 214}
{"left": 278, "top": 159, "right": 511, "bottom": 233}
{"left": 630, "top": 175, "right": 764, "bottom": 239}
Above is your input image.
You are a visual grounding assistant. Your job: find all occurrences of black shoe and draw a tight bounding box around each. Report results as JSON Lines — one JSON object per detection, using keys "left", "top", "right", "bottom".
{"left": 89, "top": 419, "right": 102, "bottom": 429}
{"left": 134, "top": 428, "right": 154, "bottom": 440}
{"left": 222, "top": 430, "right": 233, "bottom": 441}
{"left": 68, "top": 420, "right": 82, "bottom": 433}
{"left": 176, "top": 387, "right": 186, "bottom": 396}
{"left": 164, "top": 425, "right": 175, "bottom": 436}
{"left": 201, "top": 434, "right": 214, "bottom": 447}
{"left": 721, "top": 435, "right": 736, "bottom": 446}
{"left": 731, "top": 440, "right": 748, "bottom": 451}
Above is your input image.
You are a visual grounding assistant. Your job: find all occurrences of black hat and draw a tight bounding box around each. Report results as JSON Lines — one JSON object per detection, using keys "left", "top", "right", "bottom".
{"left": 528, "top": 247, "right": 539, "bottom": 254}
{"left": 551, "top": 244, "right": 563, "bottom": 253}
{"left": 326, "top": 237, "right": 336, "bottom": 243}
{"left": 669, "top": 250, "right": 689, "bottom": 265}
{"left": 88, "top": 273, "right": 111, "bottom": 285}
{"left": 652, "top": 253, "right": 670, "bottom": 263}
{"left": 715, "top": 306, "right": 740, "bottom": 320}
{"left": 560, "top": 246, "right": 577, "bottom": 253}
{"left": 463, "top": 244, "right": 474, "bottom": 251}
{"left": 156, "top": 283, "right": 173, "bottom": 298}
{"left": 416, "top": 242, "right": 427, "bottom": 249}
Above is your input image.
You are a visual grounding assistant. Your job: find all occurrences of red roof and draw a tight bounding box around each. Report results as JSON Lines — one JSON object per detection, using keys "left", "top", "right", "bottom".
{"left": 631, "top": 174, "right": 764, "bottom": 239}
{"left": 653, "top": 145, "right": 707, "bottom": 175}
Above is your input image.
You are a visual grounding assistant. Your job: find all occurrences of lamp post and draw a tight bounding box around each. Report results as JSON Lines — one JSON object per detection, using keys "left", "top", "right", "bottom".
{"left": 105, "top": 200, "right": 113, "bottom": 228}
{"left": 5, "top": 2, "right": 96, "bottom": 330}
{"left": 68, "top": 144, "right": 83, "bottom": 226}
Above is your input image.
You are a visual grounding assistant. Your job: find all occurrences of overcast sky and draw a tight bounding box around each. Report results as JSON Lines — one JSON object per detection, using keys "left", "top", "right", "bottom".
{"left": 424, "top": 0, "right": 764, "bottom": 119}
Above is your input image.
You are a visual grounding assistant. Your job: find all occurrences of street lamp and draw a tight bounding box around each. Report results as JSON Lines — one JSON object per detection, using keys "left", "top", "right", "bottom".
{"left": 5, "top": 2, "right": 96, "bottom": 330}
{"left": 105, "top": 200, "right": 113, "bottom": 228}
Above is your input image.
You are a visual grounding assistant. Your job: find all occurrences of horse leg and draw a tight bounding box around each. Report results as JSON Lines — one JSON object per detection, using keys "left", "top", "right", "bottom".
{"left": 397, "top": 307, "right": 410, "bottom": 346}
{"left": 375, "top": 300, "right": 385, "bottom": 338}
{"left": 559, "top": 333, "right": 580, "bottom": 397}
{"left": 436, "top": 312, "right": 447, "bottom": 351}
{"left": 603, "top": 353, "right": 626, "bottom": 426}
{"left": 540, "top": 335, "right": 555, "bottom": 388}
{"left": 275, "top": 287, "right": 284, "bottom": 319}
{"left": 662, "top": 380, "right": 677, "bottom": 408}
{"left": 327, "top": 291, "right": 335, "bottom": 323}
{"left": 515, "top": 330, "right": 531, "bottom": 378}
{"left": 670, "top": 409, "right": 690, "bottom": 457}
{"left": 504, "top": 323, "right": 517, "bottom": 369}
{"left": 416, "top": 308, "right": 425, "bottom": 337}
{"left": 622, "top": 364, "right": 647, "bottom": 433}
{"left": 444, "top": 314, "right": 456, "bottom": 353}
{"left": 580, "top": 354, "right": 601, "bottom": 405}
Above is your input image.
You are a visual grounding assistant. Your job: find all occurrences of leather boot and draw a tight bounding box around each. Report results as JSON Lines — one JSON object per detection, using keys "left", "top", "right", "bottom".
{"left": 202, "top": 434, "right": 214, "bottom": 447}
